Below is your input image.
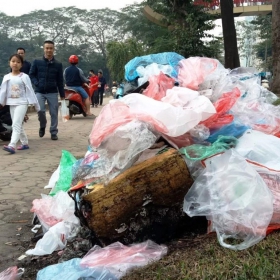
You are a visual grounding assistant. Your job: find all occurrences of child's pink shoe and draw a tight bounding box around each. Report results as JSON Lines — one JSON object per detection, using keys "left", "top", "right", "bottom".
{"left": 17, "top": 145, "right": 29, "bottom": 150}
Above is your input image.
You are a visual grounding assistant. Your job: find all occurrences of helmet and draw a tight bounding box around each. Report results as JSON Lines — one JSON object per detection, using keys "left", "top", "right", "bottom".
{"left": 69, "top": 55, "right": 78, "bottom": 64}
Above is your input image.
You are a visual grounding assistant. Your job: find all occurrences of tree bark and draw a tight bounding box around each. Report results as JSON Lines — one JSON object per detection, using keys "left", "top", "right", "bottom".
{"left": 82, "top": 148, "right": 194, "bottom": 243}
{"left": 271, "top": 0, "right": 280, "bottom": 96}
{"left": 220, "top": 0, "right": 240, "bottom": 69}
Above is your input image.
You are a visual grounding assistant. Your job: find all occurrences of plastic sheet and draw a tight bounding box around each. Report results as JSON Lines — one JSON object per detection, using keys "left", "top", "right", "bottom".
{"left": 180, "top": 136, "right": 237, "bottom": 161}
{"left": 74, "top": 121, "right": 158, "bottom": 185}
{"left": 234, "top": 129, "right": 280, "bottom": 170}
{"left": 207, "top": 121, "right": 250, "bottom": 143}
{"left": 37, "top": 258, "right": 117, "bottom": 280}
{"left": 50, "top": 150, "right": 77, "bottom": 196}
{"left": 143, "top": 72, "right": 175, "bottom": 101}
{"left": 200, "top": 87, "right": 241, "bottom": 129}
{"left": 178, "top": 57, "right": 225, "bottom": 90}
{"left": 137, "top": 63, "right": 174, "bottom": 86}
{"left": 183, "top": 149, "right": 274, "bottom": 250}
{"left": 80, "top": 240, "right": 168, "bottom": 279}
{"left": 124, "top": 52, "right": 184, "bottom": 81}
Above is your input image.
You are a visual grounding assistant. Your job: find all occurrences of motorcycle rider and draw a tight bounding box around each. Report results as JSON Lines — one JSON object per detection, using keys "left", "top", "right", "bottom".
{"left": 64, "top": 55, "right": 92, "bottom": 116}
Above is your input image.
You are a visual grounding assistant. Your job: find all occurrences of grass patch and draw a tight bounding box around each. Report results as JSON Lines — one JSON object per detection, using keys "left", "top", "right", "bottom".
{"left": 122, "top": 231, "right": 280, "bottom": 280}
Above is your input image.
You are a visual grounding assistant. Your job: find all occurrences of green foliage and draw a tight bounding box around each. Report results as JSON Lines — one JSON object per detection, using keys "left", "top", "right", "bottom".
{"left": 106, "top": 39, "right": 146, "bottom": 82}
{"left": 147, "top": 0, "right": 218, "bottom": 57}
{"left": 251, "top": 15, "right": 272, "bottom": 72}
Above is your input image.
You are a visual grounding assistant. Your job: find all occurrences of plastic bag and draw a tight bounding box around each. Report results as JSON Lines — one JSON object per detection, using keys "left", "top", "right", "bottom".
{"left": 44, "top": 165, "right": 60, "bottom": 189}
{"left": 37, "top": 258, "right": 117, "bottom": 280}
{"left": 50, "top": 150, "right": 77, "bottom": 196}
{"left": 137, "top": 63, "right": 174, "bottom": 86}
{"left": 125, "top": 52, "right": 184, "bottom": 81}
{"left": 119, "top": 93, "right": 211, "bottom": 138}
{"left": 74, "top": 121, "right": 157, "bottom": 186}
{"left": 61, "top": 100, "right": 69, "bottom": 122}
{"left": 183, "top": 149, "right": 274, "bottom": 250}
{"left": 80, "top": 240, "right": 168, "bottom": 279}
{"left": 207, "top": 120, "right": 250, "bottom": 143}
{"left": 30, "top": 191, "right": 79, "bottom": 232}
{"left": 143, "top": 72, "right": 175, "bottom": 101}
{"left": 178, "top": 57, "right": 223, "bottom": 90}
{"left": 0, "top": 267, "right": 24, "bottom": 280}
{"left": 26, "top": 220, "right": 80, "bottom": 256}
{"left": 180, "top": 136, "right": 237, "bottom": 161}
{"left": 200, "top": 87, "right": 241, "bottom": 129}
{"left": 234, "top": 129, "right": 280, "bottom": 170}
{"left": 89, "top": 101, "right": 167, "bottom": 148}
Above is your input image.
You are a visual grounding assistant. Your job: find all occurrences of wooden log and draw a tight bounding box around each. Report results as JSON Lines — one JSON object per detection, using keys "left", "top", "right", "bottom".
{"left": 82, "top": 148, "right": 195, "bottom": 243}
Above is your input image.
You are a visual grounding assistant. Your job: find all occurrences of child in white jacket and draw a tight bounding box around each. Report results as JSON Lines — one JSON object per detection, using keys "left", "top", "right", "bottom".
{"left": 0, "top": 54, "right": 40, "bottom": 154}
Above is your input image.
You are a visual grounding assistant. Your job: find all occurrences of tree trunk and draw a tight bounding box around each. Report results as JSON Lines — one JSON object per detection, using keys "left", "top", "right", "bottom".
{"left": 81, "top": 148, "right": 195, "bottom": 244}
{"left": 271, "top": 0, "right": 280, "bottom": 96}
{"left": 220, "top": 0, "right": 240, "bottom": 69}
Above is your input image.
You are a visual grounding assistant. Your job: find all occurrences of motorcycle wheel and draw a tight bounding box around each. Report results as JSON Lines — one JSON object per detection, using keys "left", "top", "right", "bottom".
{"left": 69, "top": 111, "right": 73, "bottom": 119}
{"left": 0, "top": 133, "right": 11, "bottom": 141}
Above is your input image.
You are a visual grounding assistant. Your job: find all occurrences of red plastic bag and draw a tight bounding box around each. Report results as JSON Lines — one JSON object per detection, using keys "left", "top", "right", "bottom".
{"left": 143, "top": 72, "right": 175, "bottom": 101}
{"left": 200, "top": 87, "right": 240, "bottom": 129}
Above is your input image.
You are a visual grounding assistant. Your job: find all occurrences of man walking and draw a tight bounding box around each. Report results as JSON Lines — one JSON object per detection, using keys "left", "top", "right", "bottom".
{"left": 29, "top": 40, "right": 65, "bottom": 140}
{"left": 97, "top": 70, "right": 106, "bottom": 106}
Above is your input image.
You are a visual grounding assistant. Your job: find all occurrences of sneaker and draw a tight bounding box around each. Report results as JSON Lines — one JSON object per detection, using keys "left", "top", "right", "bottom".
{"left": 3, "top": 145, "right": 15, "bottom": 154}
{"left": 39, "top": 127, "right": 45, "bottom": 138}
{"left": 51, "top": 134, "right": 58, "bottom": 140}
{"left": 17, "top": 145, "right": 29, "bottom": 150}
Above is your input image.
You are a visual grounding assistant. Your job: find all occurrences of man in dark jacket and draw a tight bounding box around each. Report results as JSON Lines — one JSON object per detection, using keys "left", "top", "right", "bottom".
{"left": 29, "top": 40, "right": 65, "bottom": 140}
{"left": 17, "top": 48, "right": 31, "bottom": 75}
{"left": 97, "top": 70, "right": 106, "bottom": 106}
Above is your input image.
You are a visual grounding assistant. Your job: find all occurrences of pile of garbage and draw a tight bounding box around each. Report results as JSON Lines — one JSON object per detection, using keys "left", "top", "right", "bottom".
{"left": 2, "top": 52, "right": 280, "bottom": 279}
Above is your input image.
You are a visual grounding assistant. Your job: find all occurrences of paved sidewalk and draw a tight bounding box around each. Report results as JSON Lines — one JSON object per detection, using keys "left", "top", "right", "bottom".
{"left": 0, "top": 98, "right": 112, "bottom": 272}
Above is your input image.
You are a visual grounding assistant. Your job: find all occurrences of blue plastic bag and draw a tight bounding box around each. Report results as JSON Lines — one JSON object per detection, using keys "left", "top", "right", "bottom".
{"left": 124, "top": 52, "right": 184, "bottom": 81}
{"left": 207, "top": 121, "right": 250, "bottom": 143}
{"left": 37, "top": 258, "right": 117, "bottom": 280}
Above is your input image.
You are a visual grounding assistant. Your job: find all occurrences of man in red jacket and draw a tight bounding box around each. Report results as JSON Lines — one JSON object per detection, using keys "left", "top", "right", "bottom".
{"left": 89, "top": 70, "right": 99, "bottom": 108}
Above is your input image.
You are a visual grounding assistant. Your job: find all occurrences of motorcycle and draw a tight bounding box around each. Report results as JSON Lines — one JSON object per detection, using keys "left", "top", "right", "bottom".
{"left": 0, "top": 105, "right": 12, "bottom": 141}
{"left": 64, "top": 84, "right": 92, "bottom": 119}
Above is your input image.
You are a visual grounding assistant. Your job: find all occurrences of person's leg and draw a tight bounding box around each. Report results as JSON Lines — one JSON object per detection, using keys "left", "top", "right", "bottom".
{"left": 45, "top": 93, "right": 59, "bottom": 137}
{"left": 36, "top": 92, "right": 47, "bottom": 137}
{"left": 72, "top": 86, "right": 92, "bottom": 115}
{"left": 94, "top": 90, "right": 99, "bottom": 107}
{"left": 99, "top": 90, "right": 104, "bottom": 106}
{"left": 5, "top": 105, "right": 27, "bottom": 150}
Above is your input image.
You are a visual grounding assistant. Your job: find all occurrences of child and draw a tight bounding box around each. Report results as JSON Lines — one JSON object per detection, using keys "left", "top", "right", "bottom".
{"left": 0, "top": 54, "right": 40, "bottom": 154}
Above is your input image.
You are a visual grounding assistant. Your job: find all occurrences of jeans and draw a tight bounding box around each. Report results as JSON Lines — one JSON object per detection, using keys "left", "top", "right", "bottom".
{"left": 9, "top": 104, "right": 28, "bottom": 148}
{"left": 36, "top": 92, "right": 59, "bottom": 135}
{"left": 68, "top": 86, "right": 88, "bottom": 99}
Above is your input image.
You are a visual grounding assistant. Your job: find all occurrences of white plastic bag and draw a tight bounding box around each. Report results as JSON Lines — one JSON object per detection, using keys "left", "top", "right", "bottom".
{"left": 183, "top": 149, "right": 274, "bottom": 250}
{"left": 61, "top": 100, "right": 69, "bottom": 122}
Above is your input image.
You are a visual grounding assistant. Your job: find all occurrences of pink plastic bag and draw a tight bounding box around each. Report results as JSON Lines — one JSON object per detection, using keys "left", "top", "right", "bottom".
{"left": 178, "top": 57, "right": 218, "bottom": 90}
{"left": 89, "top": 101, "right": 167, "bottom": 148}
{"left": 80, "top": 240, "right": 167, "bottom": 278}
{"left": 0, "top": 266, "right": 17, "bottom": 280}
{"left": 143, "top": 72, "right": 175, "bottom": 101}
{"left": 200, "top": 87, "right": 240, "bottom": 129}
